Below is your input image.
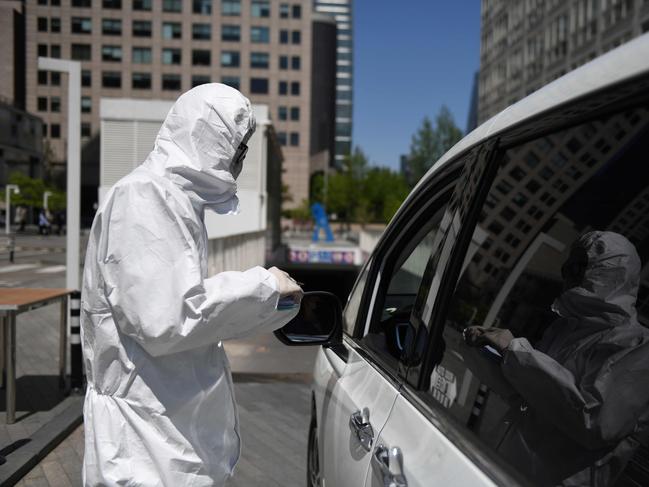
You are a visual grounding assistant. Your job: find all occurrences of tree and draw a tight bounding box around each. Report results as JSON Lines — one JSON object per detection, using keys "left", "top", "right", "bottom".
{"left": 406, "top": 105, "right": 463, "bottom": 186}
{"left": 0, "top": 172, "right": 66, "bottom": 210}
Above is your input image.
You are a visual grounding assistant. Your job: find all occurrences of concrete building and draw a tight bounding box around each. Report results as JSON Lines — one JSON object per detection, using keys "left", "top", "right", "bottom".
{"left": 0, "top": 1, "right": 27, "bottom": 110}
{"left": 478, "top": 0, "right": 649, "bottom": 124}
{"left": 0, "top": 101, "right": 44, "bottom": 186}
{"left": 24, "top": 0, "right": 338, "bottom": 218}
{"left": 99, "top": 99, "right": 283, "bottom": 273}
{"left": 314, "top": 0, "right": 353, "bottom": 168}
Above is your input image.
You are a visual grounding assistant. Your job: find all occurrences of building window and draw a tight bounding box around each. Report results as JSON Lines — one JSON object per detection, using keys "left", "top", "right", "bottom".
{"left": 50, "top": 18, "right": 61, "bottom": 33}
{"left": 102, "top": 0, "right": 121, "bottom": 9}
{"left": 162, "top": 74, "right": 181, "bottom": 91}
{"left": 277, "top": 132, "right": 287, "bottom": 146}
{"left": 192, "top": 75, "right": 210, "bottom": 87}
{"left": 221, "top": 0, "right": 240, "bottom": 16}
{"left": 38, "top": 44, "right": 48, "bottom": 57}
{"left": 38, "top": 70, "right": 48, "bottom": 85}
{"left": 250, "top": 78, "right": 268, "bottom": 94}
{"left": 82, "top": 70, "right": 91, "bottom": 87}
{"left": 279, "top": 55, "right": 288, "bottom": 70}
{"left": 50, "top": 96, "right": 61, "bottom": 113}
{"left": 132, "top": 47, "right": 152, "bottom": 64}
{"left": 132, "top": 0, "right": 151, "bottom": 10}
{"left": 81, "top": 97, "right": 92, "bottom": 113}
{"left": 292, "top": 5, "right": 301, "bottom": 18}
{"left": 251, "top": 52, "right": 269, "bottom": 68}
{"left": 132, "top": 72, "right": 151, "bottom": 89}
{"left": 278, "top": 106, "right": 287, "bottom": 120}
{"left": 71, "top": 17, "right": 92, "bottom": 34}
{"left": 162, "top": 48, "right": 181, "bottom": 65}
{"left": 102, "top": 71, "right": 121, "bottom": 88}
{"left": 50, "top": 72, "right": 61, "bottom": 86}
{"left": 162, "top": 22, "right": 181, "bottom": 39}
{"left": 280, "top": 4, "right": 289, "bottom": 18}
{"left": 50, "top": 45, "right": 61, "bottom": 58}
{"left": 102, "top": 45, "right": 122, "bottom": 62}
{"left": 290, "top": 81, "right": 300, "bottom": 95}
{"left": 133, "top": 20, "right": 151, "bottom": 37}
{"left": 71, "top": 44, "right": 91, "bottom": 60}
{"left": 279, "top": 81, "right": 288, "bottom": 95}
{"left": 192, "top": 49, "right": 211, "bottom": 66}
{"left": 251, "top": 26, "right": 269, "bottom": 43}
{"left": 291, "top": 30, "right": 301, "bottom": 44}
{"left": 290, "top": 132, "right": 299, "bottom": 146}
{"left": 193, "top": 0, "right": 211, "bottom": 14}
{"left": 251, "top": 0, "right": 270, "bottom": 17}
{"left": 163, "top": 0, "right": 182, "bottom": 12}
{"left": 221, "top": 51, "right": 240, "bottom": 67}
{"left": 37, "top": 18, "right": 48, "bottom": 32}
{"left": 192, "top": 23, "right": 211, "bottom": 40}
{"left": 51, "top": 124, "right": 61, "bottom": 139}
{"left": 102, "top": 19, "right": 122, "bottom": 36}
{"left": 37, "top": 97, "right": 48, "bottom": 111}
{"left": 221, "top": 76, "right": 240, "bottom": 90}
{"left": 222, "top": 25, "right": 240, "bottom": 41}
{"left": 72, "top": 0, "right": 92, "bottom": 6}
{"left": 291, "top": 56, "right": 300, "bottom": 70}
{"left": 81, "top": 123, "right": 92, "bottom": 138}
{"left": 290, "top": 107, "right": 299, "bottom": 121}
{"left": 280, "top": 29, "right": 288, "bottom": 44}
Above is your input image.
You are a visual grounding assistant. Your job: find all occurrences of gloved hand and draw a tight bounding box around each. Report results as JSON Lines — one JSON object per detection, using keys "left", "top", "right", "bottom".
{"left": 267, "top": 267, "right": 304, "bottom": 304}
{"left": 463, "top": 326, "right": 514, "bottom": 354}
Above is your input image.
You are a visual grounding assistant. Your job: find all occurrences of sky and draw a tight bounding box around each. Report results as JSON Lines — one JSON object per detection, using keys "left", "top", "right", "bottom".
{"left": 352, "top": 1, "right": 481, "bottom": 170}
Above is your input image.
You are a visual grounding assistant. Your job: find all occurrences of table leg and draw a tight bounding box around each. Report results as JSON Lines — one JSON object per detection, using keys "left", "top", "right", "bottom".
{"left": 6, "top": 311, "right": 16, "bottom": 424}
{"left": 59, "top": 298, "right": 68, "bottom": 391}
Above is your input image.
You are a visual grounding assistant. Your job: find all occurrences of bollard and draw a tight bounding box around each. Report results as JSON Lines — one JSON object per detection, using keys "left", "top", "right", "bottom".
{"left": 9, "top": 235, "right": 14, "bottom": 263}
{"left": 70, "top": 290, "right": 84, "bottom": 390}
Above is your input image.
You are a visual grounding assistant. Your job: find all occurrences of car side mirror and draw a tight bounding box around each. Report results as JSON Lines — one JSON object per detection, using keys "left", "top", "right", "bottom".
{"left": 274, "top": 291, "right": 343, "bottom": 347}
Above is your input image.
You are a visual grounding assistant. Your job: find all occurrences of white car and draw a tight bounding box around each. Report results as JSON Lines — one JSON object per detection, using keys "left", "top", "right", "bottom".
{"left": 277, "top": 34, "right": 649, "bottom": 487}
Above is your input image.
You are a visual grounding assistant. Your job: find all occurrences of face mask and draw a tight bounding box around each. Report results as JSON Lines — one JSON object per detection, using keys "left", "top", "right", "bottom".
{"left": 231, "top": 142, "right": 248, "bottom": 180}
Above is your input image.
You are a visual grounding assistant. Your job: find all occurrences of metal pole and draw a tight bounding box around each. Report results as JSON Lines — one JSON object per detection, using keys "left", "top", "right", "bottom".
{"left": 69, "top": 291, "right": 83, "bottom": 390}
{"left": 59, "top": 297, "right": 68, "bottom": 391}
{"left": 37, "top": 57, "right": 81, "bottom": 291}
{"left": 5, "top": 311, "right": 16, "bottom": 424}
{"left": 43, "top": 190, "right": 53, "bottom": 211}
{"left": 4, "top": 185, "right": 19, "bottom": 235}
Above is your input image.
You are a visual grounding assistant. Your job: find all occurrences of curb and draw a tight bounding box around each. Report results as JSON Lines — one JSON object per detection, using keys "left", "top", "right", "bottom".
{"left": 0, "top": 395, "right": 84, "bottom": 486}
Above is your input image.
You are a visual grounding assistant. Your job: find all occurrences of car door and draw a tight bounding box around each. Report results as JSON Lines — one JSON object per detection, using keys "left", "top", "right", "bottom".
{"left": 314, "top": 163, "right": 462, "bottom": 487}
{"left": 367, "top": 92, "right": 649, "bottom": 487}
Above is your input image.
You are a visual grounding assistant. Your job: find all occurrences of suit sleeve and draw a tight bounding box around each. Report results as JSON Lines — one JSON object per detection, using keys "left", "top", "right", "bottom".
{"left": 501, "top": 336, "right": 649, "bottom": 449}
{"left": 98, "top": 182, "right": 296, "bottom": 356}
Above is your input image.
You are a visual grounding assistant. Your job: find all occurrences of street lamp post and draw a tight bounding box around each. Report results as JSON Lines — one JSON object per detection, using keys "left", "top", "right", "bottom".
{"left": 4, "top": 184, "right": 20, "bottom": 235}
{"left": 38, "top": 57, "right": 81, "bottom": 292}
{"left": 43, "top": 190, "right": 53, "bottom": 211}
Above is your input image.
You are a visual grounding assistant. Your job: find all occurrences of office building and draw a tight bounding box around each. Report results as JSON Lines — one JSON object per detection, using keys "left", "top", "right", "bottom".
{"left": 478, "top": 0, "right": 649, "bottom": 124}
{"left": 314, "top": 0, "right": 353, "bottom": 167}
{"left": 25, "top": 0, "right": 338, "bottom": 214}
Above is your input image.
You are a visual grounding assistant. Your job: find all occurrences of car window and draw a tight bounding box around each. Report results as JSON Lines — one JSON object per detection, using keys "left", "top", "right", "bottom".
{"left": 423, "top": 105, "right": 649, "bottom": 486}
{"left": 343, "top": 257, "right": 371, "bottom": 336}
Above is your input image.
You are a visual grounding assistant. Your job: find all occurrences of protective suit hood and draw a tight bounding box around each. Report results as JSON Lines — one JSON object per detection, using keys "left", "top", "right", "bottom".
{"left": 143, "top": 83, "right": 256, "bottom": 214}
{"left": 553, "top": 230, "right": 641, "bottom": 327}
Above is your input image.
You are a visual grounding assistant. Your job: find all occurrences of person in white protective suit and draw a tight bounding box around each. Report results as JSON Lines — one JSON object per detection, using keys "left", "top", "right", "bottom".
{"left": 81, "top": 83, "right": 303, "bottom": 486}
{"left": 465, "top": 231, "right": 649, "bottom": 486}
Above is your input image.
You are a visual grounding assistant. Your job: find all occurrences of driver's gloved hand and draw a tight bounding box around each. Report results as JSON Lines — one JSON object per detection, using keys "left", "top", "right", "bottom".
{"left": 463, "top": 326, "right": 514, "bottom": 354}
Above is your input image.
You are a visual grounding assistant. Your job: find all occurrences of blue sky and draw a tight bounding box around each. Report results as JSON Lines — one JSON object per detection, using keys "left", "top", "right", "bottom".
{"left": 352, "top": 1, "right": 481, "bottom": 170}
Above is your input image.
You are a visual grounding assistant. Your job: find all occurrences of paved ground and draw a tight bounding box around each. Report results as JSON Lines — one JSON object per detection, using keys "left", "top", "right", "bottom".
{"left": 1, "top": 230, "right": 317, "bottom": 485}
{"left": 14, "top": 381, "right": 311, "bottom": 487}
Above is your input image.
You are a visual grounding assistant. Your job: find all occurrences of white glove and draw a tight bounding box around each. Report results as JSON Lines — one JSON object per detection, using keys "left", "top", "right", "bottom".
{"left": 267, "top": 267, "right": 304, "bottom": 304}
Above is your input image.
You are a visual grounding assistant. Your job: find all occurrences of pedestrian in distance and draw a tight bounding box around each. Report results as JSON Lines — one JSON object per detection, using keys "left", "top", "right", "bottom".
{"left": 14, "top": 205, "right": 26, "bottom": 232}
{"left": 38, "top": 208, "right": 50, "bottom": 235}
{"left": 81, "top": 83, "right": 303, "bottom": 486}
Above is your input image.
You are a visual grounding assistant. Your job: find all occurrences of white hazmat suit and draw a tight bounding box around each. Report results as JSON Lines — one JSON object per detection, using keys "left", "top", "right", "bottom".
{"left": 81, "top": 83, "right": 298, "bottom": 486}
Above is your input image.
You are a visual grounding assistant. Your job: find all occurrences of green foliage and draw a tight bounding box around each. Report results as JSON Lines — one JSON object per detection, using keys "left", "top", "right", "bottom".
{"left": 323, "top": 147, "right": 408, "bottom": 225}
{"left": 283, "top": 198, "right": 312, "bottom": 221}
{"left": 406, "top": 105, "right": 463, "bottom": 186}
{"left": 1, "top": 172, "right": 66, "bottom": 211}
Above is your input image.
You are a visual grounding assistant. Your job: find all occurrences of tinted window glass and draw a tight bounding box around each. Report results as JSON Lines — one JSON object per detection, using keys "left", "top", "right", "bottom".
{"left": 426, "top": 106, "right": 649, "bottom": 487}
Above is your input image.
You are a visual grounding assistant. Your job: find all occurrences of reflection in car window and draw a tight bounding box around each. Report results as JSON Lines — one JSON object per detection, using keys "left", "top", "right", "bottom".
{"left": 426, "top": 106, "right": 649, "bottom": 487}
{"left": 343, "top": 258, "right": 371, "bottom": 336}
{"left": 361, "top": 202, "right": 448, "bottom": 368}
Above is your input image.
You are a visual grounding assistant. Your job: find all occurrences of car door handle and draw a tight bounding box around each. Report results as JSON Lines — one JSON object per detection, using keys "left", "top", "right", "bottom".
{"left": 349, "top": 409, "right": 374, "bottom": 451}
{"left": 372, "top": 445, "right": 408, "bottom": 487}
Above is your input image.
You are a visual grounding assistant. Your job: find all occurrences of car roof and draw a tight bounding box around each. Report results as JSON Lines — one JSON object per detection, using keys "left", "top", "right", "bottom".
{"left": 417, "top": 32, "right": 649, "bottom": 190}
